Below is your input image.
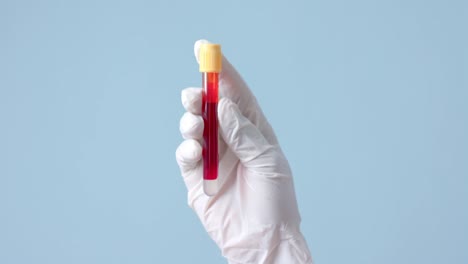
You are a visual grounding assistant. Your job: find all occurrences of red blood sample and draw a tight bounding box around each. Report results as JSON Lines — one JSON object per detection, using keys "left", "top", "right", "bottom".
{"left": 202, "top": 72, "right": 219, "bottom": 181}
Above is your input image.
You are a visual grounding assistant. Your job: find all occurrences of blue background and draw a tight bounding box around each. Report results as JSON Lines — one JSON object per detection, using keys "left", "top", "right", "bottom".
{"left": 1, "top": 0, "right": 467, "bottom": 263}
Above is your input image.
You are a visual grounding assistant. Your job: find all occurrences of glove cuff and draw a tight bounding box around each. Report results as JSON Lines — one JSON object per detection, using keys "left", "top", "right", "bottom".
{"left": 222, "top": 224, "right": 313, "bottom": 264}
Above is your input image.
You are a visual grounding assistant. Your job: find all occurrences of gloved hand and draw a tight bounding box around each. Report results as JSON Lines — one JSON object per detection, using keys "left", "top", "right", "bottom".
{"left": 176, "top": 40, "right": 313, "bottom": 264}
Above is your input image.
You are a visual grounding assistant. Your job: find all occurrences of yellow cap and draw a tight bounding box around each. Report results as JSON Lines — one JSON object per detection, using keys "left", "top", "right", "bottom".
{"left": 199, "top": 44, "right": 222, "bottom": 73}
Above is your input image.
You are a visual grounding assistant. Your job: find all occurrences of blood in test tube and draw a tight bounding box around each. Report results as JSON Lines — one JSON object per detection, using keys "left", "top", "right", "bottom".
{"left": 202, "top": 72, "right": 218, "bottom": 181}
{"left": 198, "top": 43, "right": 222, "bottom": 196}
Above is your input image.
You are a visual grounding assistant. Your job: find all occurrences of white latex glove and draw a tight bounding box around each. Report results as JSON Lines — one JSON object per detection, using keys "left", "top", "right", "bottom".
{"left": 176, "top": 40, "right": 313, "bottom": 264}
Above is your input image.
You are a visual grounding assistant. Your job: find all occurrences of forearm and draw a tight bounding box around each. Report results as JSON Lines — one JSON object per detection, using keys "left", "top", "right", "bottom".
{"left": 223, "top": 226, "right": 313, "bottom": 264}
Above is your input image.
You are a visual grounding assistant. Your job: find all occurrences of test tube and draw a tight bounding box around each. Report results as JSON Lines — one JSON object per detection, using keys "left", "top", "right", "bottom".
{"left": 199, "top": 43, "right": 222, "bottom": 196}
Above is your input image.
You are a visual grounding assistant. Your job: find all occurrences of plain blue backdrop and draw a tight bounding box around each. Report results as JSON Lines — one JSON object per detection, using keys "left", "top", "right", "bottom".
{"left": 1, "top": 0, "right": 467, "bottom": 263}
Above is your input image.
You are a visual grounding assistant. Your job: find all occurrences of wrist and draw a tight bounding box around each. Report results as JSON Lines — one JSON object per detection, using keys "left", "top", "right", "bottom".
{"left": 220, "top": 225, "right": 312, "bottom": 264}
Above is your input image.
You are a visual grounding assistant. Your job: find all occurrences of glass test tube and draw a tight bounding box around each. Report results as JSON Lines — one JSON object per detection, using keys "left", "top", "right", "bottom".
{"left": 199, "top": 44, "right": 222, "bottom": 196}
